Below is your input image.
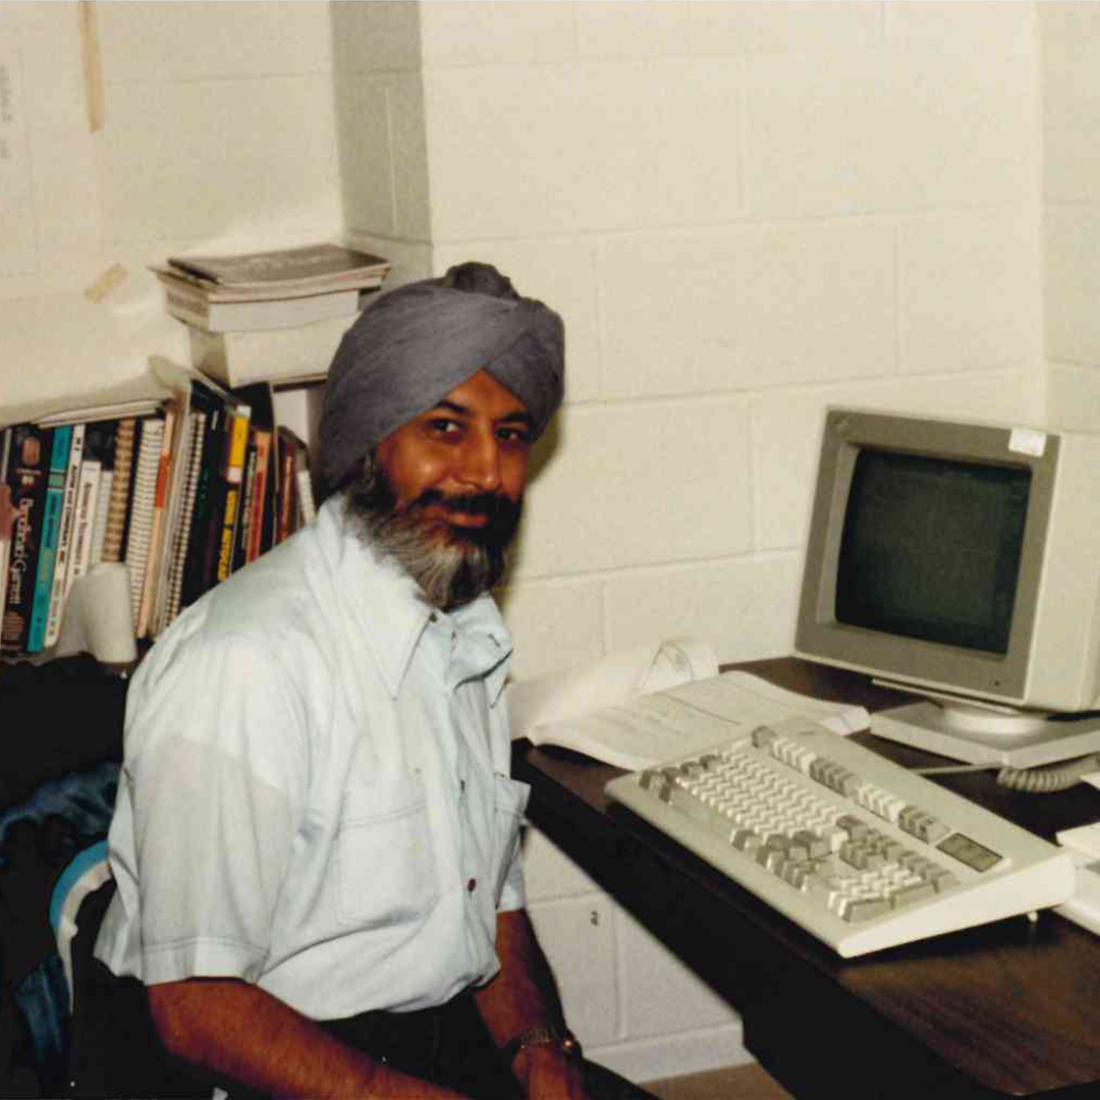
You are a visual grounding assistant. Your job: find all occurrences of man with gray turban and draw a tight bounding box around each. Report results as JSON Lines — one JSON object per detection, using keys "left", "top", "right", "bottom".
{"left": 91, "top": 264, "right": 644, "bottom": 1099}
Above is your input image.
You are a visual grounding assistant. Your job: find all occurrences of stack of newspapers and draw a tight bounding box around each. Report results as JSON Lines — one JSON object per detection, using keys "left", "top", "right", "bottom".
{"left": 152, "top": 243, "right": 391, "bottom": 388}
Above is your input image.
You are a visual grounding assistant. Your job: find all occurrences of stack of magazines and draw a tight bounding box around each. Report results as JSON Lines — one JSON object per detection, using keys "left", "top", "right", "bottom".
{"left": 152, "top": 242, "right": 391, "bottom": 387}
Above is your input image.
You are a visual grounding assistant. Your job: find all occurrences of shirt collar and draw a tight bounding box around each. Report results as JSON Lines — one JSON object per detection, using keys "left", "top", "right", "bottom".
{"left": 319, "top": 497, "right": 513, "bottom": 703}
{"left": 446, "top": 594, "right": 513, "bottom": 705}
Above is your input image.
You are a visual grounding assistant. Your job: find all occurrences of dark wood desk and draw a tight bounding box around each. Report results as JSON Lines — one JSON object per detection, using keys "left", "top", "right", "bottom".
{"left": 513, "top": 659, "right": 1100, "bottom": 1100}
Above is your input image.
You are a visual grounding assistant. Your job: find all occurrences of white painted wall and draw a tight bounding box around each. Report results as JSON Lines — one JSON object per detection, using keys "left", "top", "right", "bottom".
{"left": 0, "top": 0, "right": 1070, "bottom": 1087}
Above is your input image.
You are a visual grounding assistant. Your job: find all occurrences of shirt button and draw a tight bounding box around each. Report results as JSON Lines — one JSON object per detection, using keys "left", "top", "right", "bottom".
{"left": 467, "top": 878, "right": 477, "bottom": 894}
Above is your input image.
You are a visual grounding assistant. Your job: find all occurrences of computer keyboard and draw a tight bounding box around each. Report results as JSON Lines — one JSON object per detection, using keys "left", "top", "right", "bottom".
{"left": 605, "top": 715, "right": 1076, "bottom": 957}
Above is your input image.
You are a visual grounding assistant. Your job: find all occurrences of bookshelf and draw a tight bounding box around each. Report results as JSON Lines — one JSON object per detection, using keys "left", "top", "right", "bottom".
{"left": 0, "top": 357, "right": 321, "bottom": 671}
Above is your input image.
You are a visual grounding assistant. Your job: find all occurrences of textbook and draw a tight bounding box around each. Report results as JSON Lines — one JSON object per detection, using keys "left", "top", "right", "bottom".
{"left": 508, "top": 639, "right": 869, "bottom": 771}
{"left": 1, "top": 424, "right": 52, "bottom": 654}
{"left": 26, "top": 427, "right": 71, "bottom": 653}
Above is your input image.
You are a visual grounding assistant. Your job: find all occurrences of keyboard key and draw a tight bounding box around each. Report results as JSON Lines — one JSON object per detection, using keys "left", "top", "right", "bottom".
{"left": 840, "top": 896, "right": 892, "bottom": 923}
{"left": 890, "top": 881, "right": 937, "bottom": 908}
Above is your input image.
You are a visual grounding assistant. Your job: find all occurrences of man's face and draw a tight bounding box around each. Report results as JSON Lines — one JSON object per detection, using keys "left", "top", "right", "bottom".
{"left": 375, "top": 368, "right": 533, "bottom": 525}
{"left": 348, "top": 370, "right": 534, "bottom": 609}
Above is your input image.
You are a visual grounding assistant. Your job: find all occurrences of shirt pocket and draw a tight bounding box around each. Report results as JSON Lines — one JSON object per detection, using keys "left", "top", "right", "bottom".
{"left": 491, "top": 774, "right": 530, "bottom": 905}
{"left": 335, "top": 773, "right": 438, "bottom": 928}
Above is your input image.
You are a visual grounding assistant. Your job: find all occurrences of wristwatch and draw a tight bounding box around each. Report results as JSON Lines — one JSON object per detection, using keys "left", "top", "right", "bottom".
{"left": 501, "top": 1024, "right": 582, "bottom": 1068}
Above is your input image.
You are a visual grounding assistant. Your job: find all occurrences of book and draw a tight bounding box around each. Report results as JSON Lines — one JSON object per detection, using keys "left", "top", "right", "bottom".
{"left": 43, "top": 422, "right": 86, "bottom": 648}
{"left": 233, "top": 434, "right": 259, "bottom": 576}
{"left": 157, "top": 272, "right": 367, "bottom": 332}
{"left": 82, "top": 420, "right": 119, "bottom": 570}
{"left": 63, "top": 447, "right": 104, "bottom": 607}
{"left": 508, "top": 639, "right": 869, "bottom": 772}
{"left": 124, "top": 416, "right": 165, "bottom": 630}
{"left": 27, "top": 426, "right": 73, "bottom": 653}
{"left": 275, "top": 427, "right": 308, "bottom": 543}
{"left": 100, "top": 418, "right": 137, "bottom": 564}
{"left": 296, "top": 443, "right": 316, "bottom": 527}
{"left": 247, "top": 427, "right": 274, "bottom": 562}
{"left": 1, "top": 425, "right": 52, "bottom": 655}
{"left": 88, "top": 468, "right": 112, "bottom": 568}
{"left": 0, "top": 430, "right": 12, "bottom": 628}
{"left": 215, "top": 402, "right": 252, "bottom": 583}
{"left": 163, "top": 243, "right": 390, "bottom": 297}
{"left": 231, "top": 382, "right": 276, "bottom": 569}
{"left": 136, "top": 401, "right": 179, "bottom": 638}
{"left": 164, "top": 408, "right": 207, "bottom": 626}
{"left": 179, "top": 384, "right": 229, "bottom": 610}
{"left": 186, "top": 312, "right": 358, "bottom": 387}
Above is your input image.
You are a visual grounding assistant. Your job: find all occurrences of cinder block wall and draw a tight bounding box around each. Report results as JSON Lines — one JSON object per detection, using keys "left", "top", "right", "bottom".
{"left": 0, "top": 0, "right": 1079, "bottom": 1086}
{"left": 332, "top": 1, "right": 1046, "bottom": 1080}
{"left": 1042, "top": 4, "right": 1100, "bottom": 430}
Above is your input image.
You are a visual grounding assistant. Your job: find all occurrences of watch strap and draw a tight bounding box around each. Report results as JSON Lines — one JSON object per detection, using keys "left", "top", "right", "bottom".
{"left": 500, "top": 1024, "right": 581, "bottom": 1068}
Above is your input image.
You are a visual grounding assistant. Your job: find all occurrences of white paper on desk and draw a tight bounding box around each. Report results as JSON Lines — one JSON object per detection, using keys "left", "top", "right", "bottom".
{"left": 512, "top": 652, "right": 869, "bottom": 771}
{"left": 507, "top": 636, "right": 718, "bottom": 743}
{"left": 666, "top": 671, "right": 870, "bottom": 737}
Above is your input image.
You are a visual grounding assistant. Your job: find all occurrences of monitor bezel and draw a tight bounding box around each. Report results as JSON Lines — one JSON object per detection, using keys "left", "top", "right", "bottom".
{"left": 795, "top": 408, "right": 1059, "bottom": 706}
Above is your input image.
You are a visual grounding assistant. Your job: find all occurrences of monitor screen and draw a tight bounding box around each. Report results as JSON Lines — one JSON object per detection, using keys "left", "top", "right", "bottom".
{"left": 835, "top": 450, "right": 1030, "bottom": 655}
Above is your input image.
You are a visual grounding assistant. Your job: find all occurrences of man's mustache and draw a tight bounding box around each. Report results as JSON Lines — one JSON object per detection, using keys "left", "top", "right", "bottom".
{"left": 409, "top": 488, "right": 521, "bottom": 523}
{"left": 404, "top": 488, "right": 523, "bottom": 549}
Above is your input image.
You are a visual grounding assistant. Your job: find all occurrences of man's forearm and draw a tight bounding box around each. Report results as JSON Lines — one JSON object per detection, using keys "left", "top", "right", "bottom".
{"left": 147, "top": 977, "right": 466, "bottom": 1099}
{"left": 475, "top": 909, "right": 583, "bottom": 1096}
{"left": 474, "top": 909, "right": 563, "bottom": 1046}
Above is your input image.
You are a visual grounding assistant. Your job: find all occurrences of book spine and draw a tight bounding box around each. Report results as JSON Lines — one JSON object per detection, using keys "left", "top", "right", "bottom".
{"left": 125, "top": 417, "right": 165, "bottom": 630}
{"left": 44, "top": 422, "right": 85, "bottom": 647}
{"left": 296, "top": 443, "right": 316, "bottom": 526}
{"left": 28, "top": 426, "right": 72, "bottom": 653}
{"left": 216, "top": 404, "right": 252, "bottom": 583}
{"left": 89, "top": 468, "right": 113, "bottom": 568}
{"left": 165, "top": 409, "right": 206, "bottom": 627}
{"left": 65, "top": 457, "right": 102, "bottom": 595}
{"left": 84, "top": 418, "right": 119, "bottom": 570}
{"left": 101, "top": 418, "right": 137, "bottom": 564}
{"left": 0, "top": 429, "right": 13, "bottom": 635}
{"left": 1, "top": 425, "right": 52, "bottom": 654}
{"left": 137, "top": 404, "right": 178, "bottom": 638}
{"left": 276, "top": 429, "right": 298, "bottom": 544}
{"left": 247, "top": 429, "right": 273, "bottom": 562}
{"left": 232, "top": 432, "right": 258, "bottom": 575}
{"left": 181, "top": 398, "right": 225, "bottom": 610}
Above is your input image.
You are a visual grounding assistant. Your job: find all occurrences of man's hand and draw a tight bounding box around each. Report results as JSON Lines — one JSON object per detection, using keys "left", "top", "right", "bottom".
{"left": 512, "top": 1043, "right": 587, "bottom": 1100}
{"left": 474, "top": 910, "right": 589, "bottom": 1099}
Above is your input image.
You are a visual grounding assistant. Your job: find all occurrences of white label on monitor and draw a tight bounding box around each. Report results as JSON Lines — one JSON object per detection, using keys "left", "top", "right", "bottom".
{"left": 1008, "top": 428, "right": 1046, "bottom": 457}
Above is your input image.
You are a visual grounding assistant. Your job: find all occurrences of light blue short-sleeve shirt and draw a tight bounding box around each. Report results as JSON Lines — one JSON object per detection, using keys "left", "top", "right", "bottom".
{"left": 94, "top": 496, "right": 529, "bottom": 1019}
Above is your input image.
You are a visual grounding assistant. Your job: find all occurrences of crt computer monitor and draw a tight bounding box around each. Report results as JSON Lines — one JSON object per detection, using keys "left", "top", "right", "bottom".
{"left": 794, "top": 407, "right": 1100, "bottom": 768}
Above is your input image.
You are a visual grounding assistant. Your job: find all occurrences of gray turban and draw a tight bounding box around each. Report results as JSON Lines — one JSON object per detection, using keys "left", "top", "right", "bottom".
{"left": 318, "top": 262, "right": 565, "bottom": 492}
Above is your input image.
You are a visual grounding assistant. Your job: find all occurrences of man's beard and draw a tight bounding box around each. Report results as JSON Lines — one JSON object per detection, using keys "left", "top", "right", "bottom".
{"left": 346, "top": 458, "right": 523, "bottom": 611}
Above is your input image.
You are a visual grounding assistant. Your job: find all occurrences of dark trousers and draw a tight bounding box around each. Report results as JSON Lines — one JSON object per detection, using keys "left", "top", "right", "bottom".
{"left": 69, "top": 883, "right": 653, "bottom": 1099}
